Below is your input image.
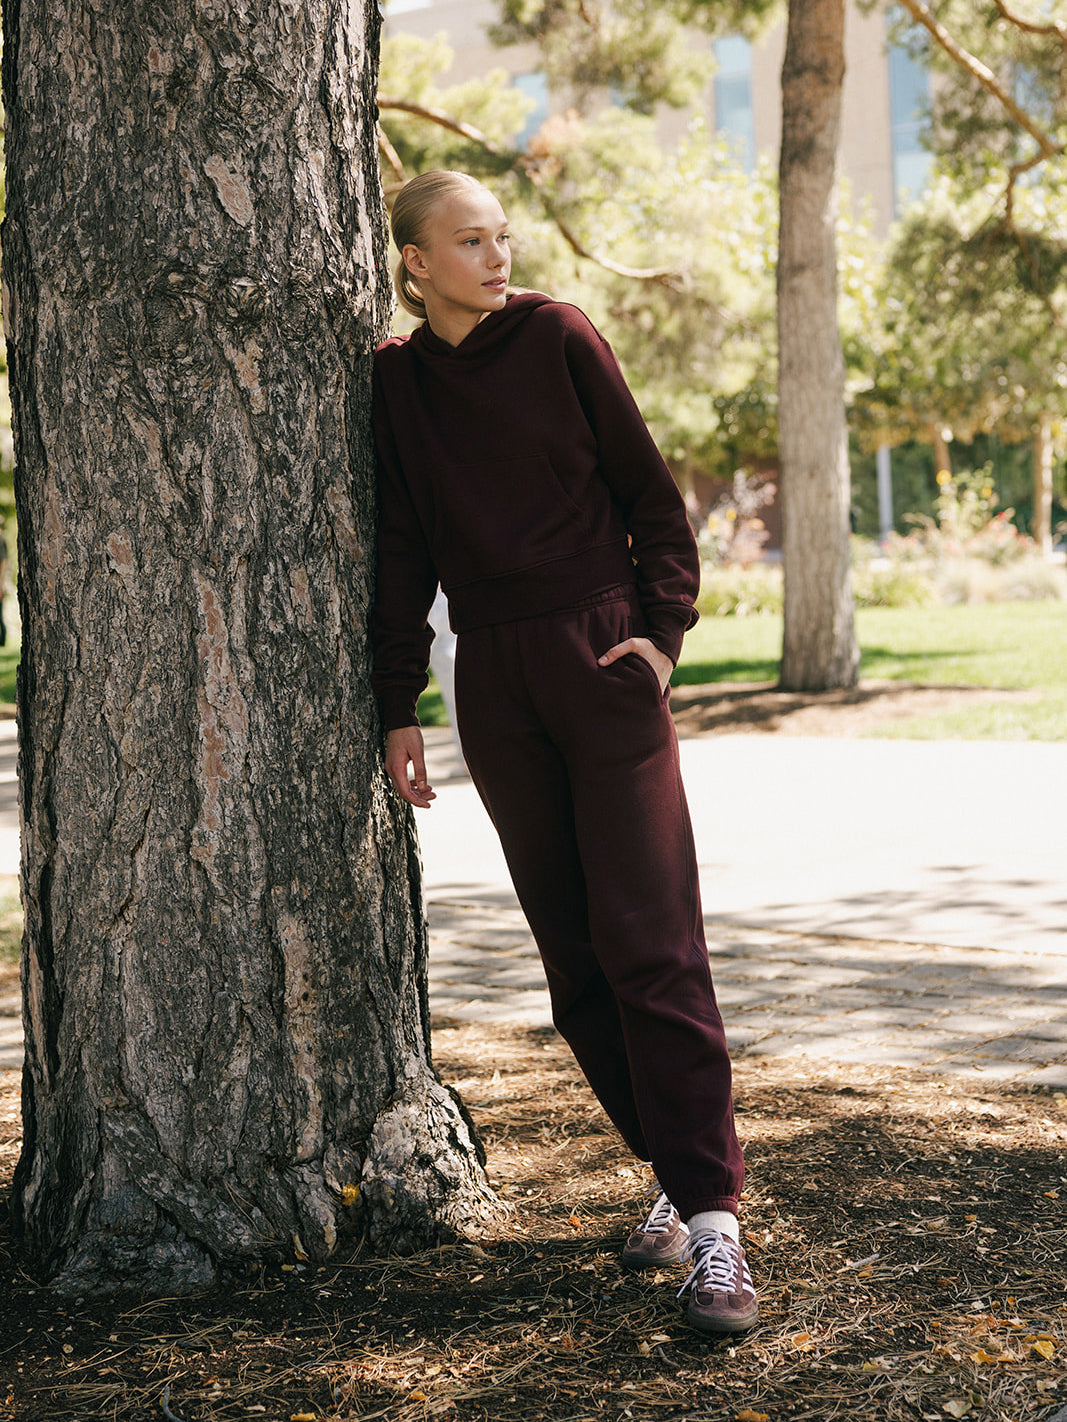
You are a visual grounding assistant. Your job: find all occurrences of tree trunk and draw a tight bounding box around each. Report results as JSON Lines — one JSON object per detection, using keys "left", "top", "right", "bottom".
{"left": 777, "top": 0, "right": 858, "bottom": 692}
{"left": 1033, "top": 414, "right": 1053, "bottom": 558}
{"left": 930, "top": 422, "right": 953, "bottom": 479}
{"left": 2, "top": 0, "right": 498, "bottom": 1296}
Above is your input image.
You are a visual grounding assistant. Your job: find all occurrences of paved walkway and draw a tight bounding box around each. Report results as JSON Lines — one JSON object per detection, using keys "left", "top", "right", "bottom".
{"left": 2, "top": 721, "right": 1066, "bottom": 1087}
{"left": 419, "top": 727, "right": 1067, "bottom": 1089}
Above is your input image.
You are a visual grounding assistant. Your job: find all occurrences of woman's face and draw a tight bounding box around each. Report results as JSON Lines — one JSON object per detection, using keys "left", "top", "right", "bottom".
{"left": 403, "top": 188, "right": 512, "bottom": 332}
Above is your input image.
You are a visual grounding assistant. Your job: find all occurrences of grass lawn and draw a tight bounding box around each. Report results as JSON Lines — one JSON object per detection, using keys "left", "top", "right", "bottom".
{"left": 676, "top": 600, "right": 1067, "bottom": 739}
{"left": 0, "top": 875, "right": 20, "bottom": 968}
{"left": 6, "top": 603, "right": 1064, "bottom": 740}
{"left": 0, "top": 645, "right": 16, "bottom": 709}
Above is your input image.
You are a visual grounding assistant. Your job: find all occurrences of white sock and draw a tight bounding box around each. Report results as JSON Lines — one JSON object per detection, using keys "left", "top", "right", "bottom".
{"left": 687, "top": 1210, "right": 739, "bottom": 1244}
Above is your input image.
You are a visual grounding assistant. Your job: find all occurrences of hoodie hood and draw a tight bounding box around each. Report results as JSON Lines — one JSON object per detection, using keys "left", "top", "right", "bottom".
{"left": 410, "top": 290, "right": 556, "bottom": 362}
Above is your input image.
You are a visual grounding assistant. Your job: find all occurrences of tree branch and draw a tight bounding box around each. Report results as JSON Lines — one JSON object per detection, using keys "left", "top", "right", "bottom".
{"left": 377, "top": 96, "right": 512, "bottom": 158}
{"left": 376, "top": 94, "right": 683, "bottom": 287}
{"left": 377, "top": 123, "right": 407, "bottom": 190}
{"left": 991, "top": 0, "right": 1067, "bottom": 46}
{"left": 897, "top": 0, "right": 1062, "bottom": 159}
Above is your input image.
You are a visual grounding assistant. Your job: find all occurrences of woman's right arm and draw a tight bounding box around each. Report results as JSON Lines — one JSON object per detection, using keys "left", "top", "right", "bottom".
{"left": 370, "top": 366, "right": 440, "bottom": 736}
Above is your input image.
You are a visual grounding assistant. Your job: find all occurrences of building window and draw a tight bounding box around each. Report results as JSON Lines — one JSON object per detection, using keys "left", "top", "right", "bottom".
{"left": 713, "top": 36, "right": 755, "bottom": 172}
{"left": 514, "top": 72, "right": 550, "bottom": 147}
{"left": 888, "top": 39, "right": 931, "bottom": 211}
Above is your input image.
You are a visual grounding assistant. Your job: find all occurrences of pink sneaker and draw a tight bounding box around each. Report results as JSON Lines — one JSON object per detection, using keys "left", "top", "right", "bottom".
{"left": 620, "top": 1188, "right": 689, "bottom": 1269}
{"left": 677, "top": 1229, "right": 759, "bottom": 1334}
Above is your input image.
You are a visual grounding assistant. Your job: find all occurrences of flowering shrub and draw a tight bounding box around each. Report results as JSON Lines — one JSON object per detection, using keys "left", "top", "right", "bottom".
{"left": 694, "top": 468, "right": 1062, "bottom": 616}
{"left": 904, "top": 465, "right": 1034, "bottom": 565}
{"left": 697, "top": 470, "right": 776, "bottom": 567}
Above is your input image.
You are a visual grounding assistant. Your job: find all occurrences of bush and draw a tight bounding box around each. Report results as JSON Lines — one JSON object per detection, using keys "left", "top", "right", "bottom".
{"left": 852, "top": 560, "right": 936, "bottom": 608}
{"left": 937, "top": 558, "right": 1065, "bottom": 606}
{"left": 697, "top": 562, "right": 783, "bottom": 617}
{"left": 696, "top": 470, "right": 776, "bottom": 568}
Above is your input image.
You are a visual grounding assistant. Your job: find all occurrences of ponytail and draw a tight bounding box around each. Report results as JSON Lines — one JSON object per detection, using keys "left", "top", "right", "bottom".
{"left": 393, "top": 255, "right": 428, "bottom": 320}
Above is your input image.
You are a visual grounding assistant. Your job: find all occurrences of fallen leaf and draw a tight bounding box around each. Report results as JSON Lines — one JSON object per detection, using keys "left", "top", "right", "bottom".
{"left": 636, "top": 1341, "right": 651, "bottom": 1357}
{"left": 291, "top": 1414, "right": 316, "bottom": 1421}
{"left": 736, "top": 1410, "right": 768, "bottom": 1422}
{"left": 1031, "top": 1339, "right": 1056, "bottom": 1360}
{"left": 567, "top": 1213, "right": 582, "bottom": 1230}
{"left": 648, "top": 1333, "right": 671, "bottom": 1344}
{"left": 408, "top": 1390, "right": 427, "bottom": 1402}
{"left": 291, "top": 1234, "right": 308, "bottom": 1262}
{"left": 942, "top": 1401, "right": 972, "bottom": 1419}
{"left": 341, "top": 1183, "right": 358, "bottom": 1206}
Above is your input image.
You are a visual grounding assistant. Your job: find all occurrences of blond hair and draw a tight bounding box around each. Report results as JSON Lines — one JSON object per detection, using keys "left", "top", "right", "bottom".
{"left": 390, "top": 170, "right": 495, "bottom": 320}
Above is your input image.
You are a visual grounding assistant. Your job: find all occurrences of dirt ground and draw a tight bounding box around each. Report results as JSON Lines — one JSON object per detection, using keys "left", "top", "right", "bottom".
{"left": 0, "top": 684, "right": 1064, "bottom": 1422}
{"left": 666, "top": 680, "right": 1038, "bottom": 739}
{"left": 0, "top": 1030, "right": 1064, "bottom": 1422}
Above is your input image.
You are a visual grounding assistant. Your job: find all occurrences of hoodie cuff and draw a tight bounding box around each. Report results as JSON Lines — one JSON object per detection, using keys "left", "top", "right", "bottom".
{"left": 378, "top": 690, "right": 421, "bottom": 734}
{"left": 645, "top": 606, "right": 697, "bottom": 668}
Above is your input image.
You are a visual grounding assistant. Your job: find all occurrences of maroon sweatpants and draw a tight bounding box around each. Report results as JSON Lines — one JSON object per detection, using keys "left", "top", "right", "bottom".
{"left": 453, "top": 586, "right": 744, "bottom": 1219}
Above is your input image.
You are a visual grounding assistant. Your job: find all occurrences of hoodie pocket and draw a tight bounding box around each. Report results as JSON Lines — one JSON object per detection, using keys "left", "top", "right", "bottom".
{"left": 432, "top": 453, "right": 589, "bottom": 584}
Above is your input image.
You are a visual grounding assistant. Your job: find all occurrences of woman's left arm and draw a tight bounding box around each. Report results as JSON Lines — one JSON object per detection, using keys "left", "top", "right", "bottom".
{"left": 561, "top": 313, "right": 700, "bottom": 668}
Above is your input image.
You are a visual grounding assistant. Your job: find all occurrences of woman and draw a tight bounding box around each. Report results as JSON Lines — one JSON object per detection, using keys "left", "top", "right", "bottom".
{"left": 371, "top": 170, "right": 757, "bottom": 1335}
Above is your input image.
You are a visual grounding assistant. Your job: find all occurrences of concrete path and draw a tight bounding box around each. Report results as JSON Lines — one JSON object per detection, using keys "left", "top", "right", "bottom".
{"left": 418, "top": 727, "right": 1067, "bottom": 1088}
{"left": 2, "top": 720, "right": 1066, "bottom": 1087}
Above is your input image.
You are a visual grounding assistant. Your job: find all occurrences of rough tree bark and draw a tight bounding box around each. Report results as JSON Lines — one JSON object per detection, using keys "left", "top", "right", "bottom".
{"left": 2, "top": 0, "right": 498, "bottom": 1296}
{"left": 777, "top": 0, "right": 859, "bottom": 692}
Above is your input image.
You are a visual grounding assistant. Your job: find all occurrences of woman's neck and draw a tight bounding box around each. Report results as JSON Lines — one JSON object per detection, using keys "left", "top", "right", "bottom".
{"left": 422, "top": 303, "right": 490, "bottom": 350}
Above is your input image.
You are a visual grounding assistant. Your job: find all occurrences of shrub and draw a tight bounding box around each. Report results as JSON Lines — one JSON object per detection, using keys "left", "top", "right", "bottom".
{"left": 852, "top": 561, "right": 936, "bottom": 608}
{"left": 697, "top": 562, "right": 783, "bottom": 617}
{"left": 937, "top": 558, "right": 1065, "bottom": 606}
{"left": 697, "top": 470, "right": 777, "bottom": 568}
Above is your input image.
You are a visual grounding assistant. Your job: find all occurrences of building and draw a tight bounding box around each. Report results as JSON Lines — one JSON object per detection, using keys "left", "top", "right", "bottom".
{"left": 383, "top": 1, "right": 931, "bottom": 237}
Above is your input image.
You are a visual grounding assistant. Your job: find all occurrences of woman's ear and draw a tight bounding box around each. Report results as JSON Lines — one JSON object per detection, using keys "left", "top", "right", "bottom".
{"left": 403, "top": 243, "right": 428, "bottom": 279}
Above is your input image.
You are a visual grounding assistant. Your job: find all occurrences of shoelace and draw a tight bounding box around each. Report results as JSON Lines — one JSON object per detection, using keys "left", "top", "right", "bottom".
{"left": 676, "top": 1230, "right": 746, "bottom": 1299}
{"left": 638, "top": 1187, "right": 679, "bottom": 1236}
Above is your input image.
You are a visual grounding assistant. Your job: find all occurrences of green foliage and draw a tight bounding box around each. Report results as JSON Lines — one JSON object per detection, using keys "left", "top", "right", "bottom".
{"left": 696, "top": 562, "right": 783, "bottom": 617}
{"left": 850, "top": 551, "right": 936, "bottom": 609}
{"left": 490, "top": 0, "right": 780, "bottom": 114}
{"left": 378, "top": 32, "right": 785, "bottom": 481}
{"left": 855, "top": 170, "right": 1067, "bottom": 452}
{"left": 0, "top": 645, "right": 16, "bottom": 707}
{"left": 853, "top": 3, "right": 1067, "bottom": 471}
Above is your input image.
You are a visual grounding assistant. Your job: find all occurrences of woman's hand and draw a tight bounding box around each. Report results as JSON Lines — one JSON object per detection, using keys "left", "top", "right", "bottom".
{"left": 597, "top": 636, "right": 673, "bottom": 694}
{"left": 385, "top": 726, "right": 437, "bottom": 808}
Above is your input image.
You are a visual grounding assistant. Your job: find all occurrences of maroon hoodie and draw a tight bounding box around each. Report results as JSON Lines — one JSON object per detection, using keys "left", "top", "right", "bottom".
{"left": 371, "top": 292, "right": 699, "bottom": 730}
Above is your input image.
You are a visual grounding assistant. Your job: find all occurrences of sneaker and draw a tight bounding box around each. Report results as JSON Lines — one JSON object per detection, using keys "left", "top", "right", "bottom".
{"left": 677, "top": 1229, "right": 759, "bottom": 1335}
{"left": 620, "top": 1187, "right": 689, "bottom": 1269}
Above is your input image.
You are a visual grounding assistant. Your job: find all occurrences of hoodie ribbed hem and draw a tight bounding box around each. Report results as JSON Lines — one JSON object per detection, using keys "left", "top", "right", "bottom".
{"left": 445, "top": 539, "right": 638, "bottom": 634}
